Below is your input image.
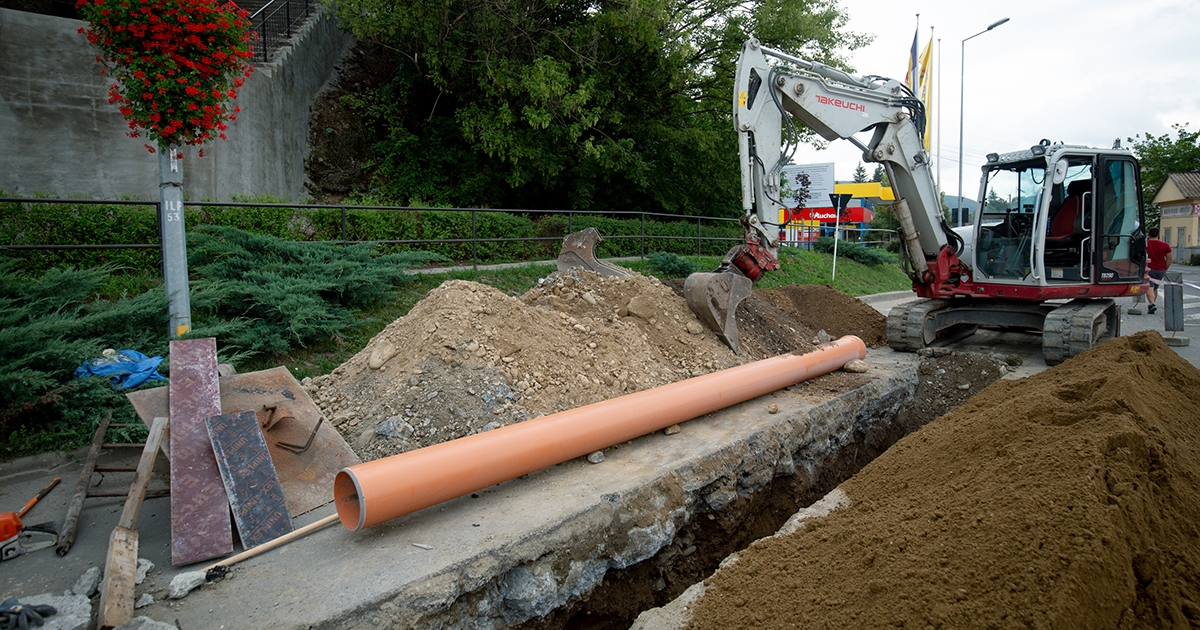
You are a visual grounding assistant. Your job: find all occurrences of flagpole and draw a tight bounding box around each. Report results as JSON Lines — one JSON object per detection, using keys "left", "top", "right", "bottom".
{"left": 937, "top": 36, "right": 942, "bottom": 194}
{"left": 911, "top": 14, "right": 920, "bottom": 90}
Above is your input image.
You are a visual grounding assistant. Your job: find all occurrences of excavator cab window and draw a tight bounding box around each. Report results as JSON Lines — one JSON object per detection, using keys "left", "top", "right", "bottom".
{"left": 1043, "top": 158, "right": 1095, "bottom": 282}
{"left": 976, "top": 163, "right": 1042, "bottom": 280}
{"left": 1096, "top": 157, "right": 1145, "bottom": 283}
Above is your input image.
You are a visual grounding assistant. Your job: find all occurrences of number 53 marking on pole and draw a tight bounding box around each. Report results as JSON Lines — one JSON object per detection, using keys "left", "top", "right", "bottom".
{"left": 164, "top": 199, "right": 183, "bottom": 222}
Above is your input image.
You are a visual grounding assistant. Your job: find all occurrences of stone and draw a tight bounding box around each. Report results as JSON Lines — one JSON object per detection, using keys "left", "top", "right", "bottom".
{"left": 355, "top": 428, "right": 376, "bottom": 450}
{"left": 368, "top": 342, "right": 397, "bottom": 370}
{"left": 587, "top": 450, "right": 605, "bottom": 464}
{"left": 957, "top": 383, "right": 971, "bottom": 390}
{"left": 1004, "top": 354, "right": 1023, "bottom": 366}
{"left": 626, "top": 296, "right": 656, "bottom": 320}
{"left": 685, "top": 322, "right": 704, "bottom": 335}
{"left": 816, "top": 330, "right": 831, "bottom": 344}
{"left": 374, "top": 417, "right": 414, "bottom": 439}
{"left": 767, "top": 404, "right": 779, "bottom": 414}
{"left": 135, "top": 558, "right": 154, "bottom": 585}
{"left": 663, "top": 424, "right": 681, "bottom": 436}
{"left": 168, "top": 571, "right": 207, "bottom": 599}
{"left": 216, "top": 362, "right": 237, "bottom": 377}
{"left": 72, "top": 566, "right": 102, "bottom": 598}
{"left": 134, "top": 593, "right": 154, "bottom": 609}
{"left": 842, "top": 359, "right": 868, "bottom": 373}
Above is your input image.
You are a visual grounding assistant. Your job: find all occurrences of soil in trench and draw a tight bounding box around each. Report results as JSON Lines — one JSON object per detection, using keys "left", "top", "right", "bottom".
{"left": 690, "top": 330, "right": 1200, "bottom": 629}
{"left": 305, "top": 269, "right": 887, "bottom": 462}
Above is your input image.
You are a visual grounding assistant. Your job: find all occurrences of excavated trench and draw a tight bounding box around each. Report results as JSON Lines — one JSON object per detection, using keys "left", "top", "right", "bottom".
{"left": 512, "top": 351, "right": 1001, "bottom": 630}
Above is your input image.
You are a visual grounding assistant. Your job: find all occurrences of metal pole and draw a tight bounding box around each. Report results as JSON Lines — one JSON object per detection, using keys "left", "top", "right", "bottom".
{"left": 697, "top": 218, "right": 701, "bottom": 256}
{"left": 340, "top": 206, "right": 346, "bottom": 243}
{"left": 472, "top": 208, "right": 478, "bottom": 268}
{"left": 159, "top": 146, "right": 191, "bottom": 338}
{"left": 640, "top": 213, "right": 645, "bottom": 259}
{"left": 958, "top": 18, "right": 1008, "bottom": 228}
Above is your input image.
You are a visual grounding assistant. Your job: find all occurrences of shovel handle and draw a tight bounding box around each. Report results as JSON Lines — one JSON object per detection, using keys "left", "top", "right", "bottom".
{"left": 17, "top": 477, "right": 61, "bottom": 519}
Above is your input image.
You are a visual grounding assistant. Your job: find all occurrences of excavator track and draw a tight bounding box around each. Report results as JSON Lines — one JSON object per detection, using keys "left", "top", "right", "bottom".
{"left": 1041, "top": 299, "right": 1119, "bottom": 365}
{"left": 886, "top": 299, "right": 950, "bottom": 352}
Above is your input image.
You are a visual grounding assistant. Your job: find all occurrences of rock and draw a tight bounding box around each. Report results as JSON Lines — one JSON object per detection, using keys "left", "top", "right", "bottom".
{"left": 374, "top": 417, "right": 414, "bottom": 439}
{"left": 482, "top": 421, "right": 501, "bottom": 432}
{"left": 72, "top": 566, "right": 102, "bottom": 598}
{"left": 368, "top": 342, "right": 397, "bottom": 369}
{"left": 14, "top": 593, "right": 90, "bottom": 630}
{"left": 216, "top": 362, "right": 237, "bottom": 377}
{"left": 663, "top": 424, "right": 682, "bottom": 436}
{"left": 957, "top": 383, "right": 971, "bottom": 390}
{"left": 134, "top": 593, "right": 154, "bottom": 609}
{"left": 135, "top": 558, "right": 153, "bottom": 585}
{"left": 626, "top": 296, "right": 656, "bottom": 320}
{"left": 581, "top": 293, "right": 597, "bottom": 305}
{"left": 114, "top": 617, "right": 177, "bottom": 630}
{"left": 816, "top": 330, "right": 831, "bottom": 344}
{"left": 355, "top": 428, "right": 376, "bottom": 450}
{"left": 1004, "top": 354, "right": 1023, "bottom": 366}
{"left": 767, "top": 404, "right": 779, "bottom": 414}
{"left": 685, "top": 321, "right": 704, "bottom": 335}
{"left": 168, "top": 571, "right": 207, "bottom": 599}
{"left": 842, "top": 359, "right": 868, "bottom": 373}
{"left": 587, "top": 450, "right": 605, "bottom": 464}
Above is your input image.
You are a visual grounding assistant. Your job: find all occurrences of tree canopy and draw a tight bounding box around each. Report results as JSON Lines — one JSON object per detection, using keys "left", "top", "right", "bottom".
{"left": 324, "top": 0, "right": 867, "bottom": 214}
{"left": 1128, "top": 123, "right": 1200, "bottom": 224}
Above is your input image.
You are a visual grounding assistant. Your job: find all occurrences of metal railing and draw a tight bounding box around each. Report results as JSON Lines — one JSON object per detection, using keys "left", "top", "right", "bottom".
{"left": 246, "top": 0, "right": 312, "bottom": 64}
{"left": 0, "top": 198, "right": 746, "bottom": 269}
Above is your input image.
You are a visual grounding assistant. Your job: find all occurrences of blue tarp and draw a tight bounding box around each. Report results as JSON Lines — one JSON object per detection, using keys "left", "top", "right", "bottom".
{"left": 74, "top": 349, "right": 167, "bottom": 390}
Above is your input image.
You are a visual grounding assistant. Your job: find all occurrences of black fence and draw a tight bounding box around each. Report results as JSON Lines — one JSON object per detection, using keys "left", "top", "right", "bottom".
{"left": 0, "top": 198, "right": 749, "bottom": 273}
{"left": 246, "top": 0, "right": 311, "bottom": 64}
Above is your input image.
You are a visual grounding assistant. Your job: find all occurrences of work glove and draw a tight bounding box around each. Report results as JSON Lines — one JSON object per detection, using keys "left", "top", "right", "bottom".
{"left": 0, "top": 599, "right": 57, "bottom": 630}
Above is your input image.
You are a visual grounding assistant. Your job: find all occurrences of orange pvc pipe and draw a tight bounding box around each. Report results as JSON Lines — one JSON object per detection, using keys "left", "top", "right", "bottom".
{"left": 335, "top": 335, "right": 867, "bottom": 530}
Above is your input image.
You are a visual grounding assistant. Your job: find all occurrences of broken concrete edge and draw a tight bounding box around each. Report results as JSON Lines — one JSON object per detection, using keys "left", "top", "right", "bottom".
{"left": 630, "top": 487, "right": 854, "bottom": 629}
{"left": 307, "top": 365, "right": 918, "bottom": 629}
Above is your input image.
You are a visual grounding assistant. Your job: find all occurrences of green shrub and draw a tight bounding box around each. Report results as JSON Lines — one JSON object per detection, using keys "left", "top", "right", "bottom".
{"left": 811, "top": 237, "right": 895, "bottom": 266}
{"left": 647, "top": 251, "right": 696, "bottom": 277}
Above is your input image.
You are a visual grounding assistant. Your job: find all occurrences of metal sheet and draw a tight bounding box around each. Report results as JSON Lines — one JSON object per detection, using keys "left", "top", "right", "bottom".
{"left": 167, "top": 338, "right": 232, "bottom": 566}
{"left": 127, "top": 366, "right": 359, "bottom": 517}
{"left": 206, "top": 411, "right": 294, "bottom": 549}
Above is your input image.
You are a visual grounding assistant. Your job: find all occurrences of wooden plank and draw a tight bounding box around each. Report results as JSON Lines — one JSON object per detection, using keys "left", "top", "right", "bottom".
{"left": 206, "top": 410, "right": 294, "bottom": 549}
{"left": 168, "top": 338, "right": 232, "bottom": 566}
{"left": 118, "top": 416, "right": 168, "bottom": 529}
{"left": 98, "top": 526, "right": 138, "bottom": 628}
{"left": 56, "top": 409, "right": 111, "bottom": 556}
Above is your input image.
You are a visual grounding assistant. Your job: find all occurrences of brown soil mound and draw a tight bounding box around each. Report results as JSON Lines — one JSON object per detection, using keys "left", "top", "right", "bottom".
{"left": 757, "top": 284, "right": 888, "bottom": 347}
{"left": 692, "top": 331, "right": 1200, "bottom": 629}
{"left": 310, "top": 269, "right": 755, "bottom": 461}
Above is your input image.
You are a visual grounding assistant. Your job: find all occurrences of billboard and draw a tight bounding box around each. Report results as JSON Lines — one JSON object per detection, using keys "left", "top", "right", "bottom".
{"left": 780, "top": 163, "right": 835, "bottom": 207}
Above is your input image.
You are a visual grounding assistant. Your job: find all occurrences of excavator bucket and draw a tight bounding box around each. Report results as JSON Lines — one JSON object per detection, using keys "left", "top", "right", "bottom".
{"left": 556, "top": 228, "right": 631, "bottom": 277}
{"left": 683, "top": 271, "right": 753, "bottom": 355}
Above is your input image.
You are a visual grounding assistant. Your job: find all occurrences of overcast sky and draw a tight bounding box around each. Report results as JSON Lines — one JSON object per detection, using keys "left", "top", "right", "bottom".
{"left": 787, "top": 0, "right": 1199, "bottom": 202}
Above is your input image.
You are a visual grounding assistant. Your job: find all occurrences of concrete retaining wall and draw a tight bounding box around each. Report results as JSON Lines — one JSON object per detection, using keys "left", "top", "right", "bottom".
{"left": 0, "top": 6, "right": 351, "bottom": 201}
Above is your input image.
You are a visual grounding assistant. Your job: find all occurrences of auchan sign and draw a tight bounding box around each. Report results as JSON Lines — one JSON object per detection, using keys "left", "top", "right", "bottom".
{"left": 784, "top": 207, "right": 874, "bottom": 224}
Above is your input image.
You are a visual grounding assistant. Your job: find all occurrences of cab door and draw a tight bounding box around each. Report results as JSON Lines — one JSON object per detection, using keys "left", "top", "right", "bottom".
{"left": 1094, "top": 157, "right": 1146, "bottom": 284}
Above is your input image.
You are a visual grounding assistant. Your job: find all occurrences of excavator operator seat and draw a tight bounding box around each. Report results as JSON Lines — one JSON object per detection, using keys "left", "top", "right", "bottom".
{"left": 1048, "top": 178, "right": 1091, "bottom": 240}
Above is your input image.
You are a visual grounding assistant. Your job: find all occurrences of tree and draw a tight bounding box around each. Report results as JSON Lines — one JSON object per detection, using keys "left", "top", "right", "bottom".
{"left": 1128, "top": 123, "right": 1200, "bottom": 227}
{"left": 325, "top": 0, "right": 869, "bottom": 214}
{"left": 853, "top": 162, "right": 867, "bottom": 183}
{"left": 871, "top": 164, "right": 885, "bottom": 183}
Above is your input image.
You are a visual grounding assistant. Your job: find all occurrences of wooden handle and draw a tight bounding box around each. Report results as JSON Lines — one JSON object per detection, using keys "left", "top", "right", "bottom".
{"left": 201, "top": 513, "right": 339, "bottom": 573}
{"left": 18, "top": 477, "right": 61, "bottom": 518}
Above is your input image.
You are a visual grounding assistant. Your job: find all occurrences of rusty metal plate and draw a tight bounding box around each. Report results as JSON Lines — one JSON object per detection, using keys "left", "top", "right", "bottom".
{"left": 167, "top": 338, "right": 232, "bottom": 566}
{"left": 127, "top": 366, "right": 360, "bottom": 517}
{"left": 206, "top": 410, "right": 294, "bottom": 549}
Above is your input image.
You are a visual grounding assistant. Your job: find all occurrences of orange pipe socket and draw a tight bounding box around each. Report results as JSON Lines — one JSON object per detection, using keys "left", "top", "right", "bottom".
{"left": 334, "top": 335, "right": 867, "bottom": 530}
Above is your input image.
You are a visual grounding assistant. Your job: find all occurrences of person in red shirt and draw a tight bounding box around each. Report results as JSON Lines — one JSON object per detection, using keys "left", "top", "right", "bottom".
{"left": 1146, "top": 227, "right": 1174, "bottom": 314}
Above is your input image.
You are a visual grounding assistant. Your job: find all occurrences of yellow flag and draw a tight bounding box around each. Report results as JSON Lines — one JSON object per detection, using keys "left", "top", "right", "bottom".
{"left": 917, "top": 38, "right": 933, "bottom": 151}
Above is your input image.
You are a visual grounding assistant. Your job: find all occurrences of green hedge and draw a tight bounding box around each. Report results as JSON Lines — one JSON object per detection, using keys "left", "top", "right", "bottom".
{"left": 2, "top": 198, "right": 744, "bottom": 273}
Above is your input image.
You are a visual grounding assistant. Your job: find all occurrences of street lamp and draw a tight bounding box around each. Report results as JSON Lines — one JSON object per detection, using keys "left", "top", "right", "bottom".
{"left": 957, "top": 17, "right": 1009, "bottom": 226}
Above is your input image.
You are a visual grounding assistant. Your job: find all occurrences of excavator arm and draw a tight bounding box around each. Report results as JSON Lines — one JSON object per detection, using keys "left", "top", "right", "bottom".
{"left": 733, "top": 38, "right": 958, "bottom": 286}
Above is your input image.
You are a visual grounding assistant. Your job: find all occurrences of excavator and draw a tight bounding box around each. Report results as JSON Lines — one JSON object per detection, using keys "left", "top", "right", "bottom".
{"left": 680, "top": 38, "right": 1148, "bottom": 363}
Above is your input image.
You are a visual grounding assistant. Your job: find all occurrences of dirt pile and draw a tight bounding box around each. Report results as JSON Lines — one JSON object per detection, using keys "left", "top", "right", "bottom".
{"left": 308, "top": 269, "right": 813, "bottom": 461}
{"left": 691, "top": 331, "right": 1200, "bottom": 629}
{"left": 756, "top": 284, "right": 888, "bottom": 347}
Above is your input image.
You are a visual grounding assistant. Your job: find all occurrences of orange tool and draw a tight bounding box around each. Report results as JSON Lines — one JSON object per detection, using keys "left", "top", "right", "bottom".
{"left": 1, "top": 477, "right": 61, "bottom": 561}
